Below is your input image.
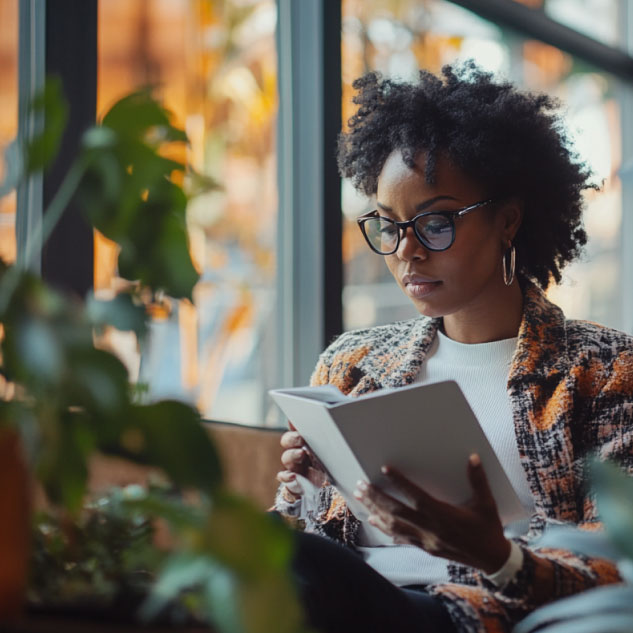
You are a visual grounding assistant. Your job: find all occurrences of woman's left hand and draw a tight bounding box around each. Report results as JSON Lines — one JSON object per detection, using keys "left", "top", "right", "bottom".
{"left": 353, "top": 454, "right": 511, "bottom": 574}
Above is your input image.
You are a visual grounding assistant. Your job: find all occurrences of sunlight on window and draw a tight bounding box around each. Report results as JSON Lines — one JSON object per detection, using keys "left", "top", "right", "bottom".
{"left": 0, "top": 1, "right": 18, "bottom": 265}
{"left": 342, "top": 0, "right": 623, "bottom": 331}
{"left": 97, "top": 0, "right": 278, "bottom": 424}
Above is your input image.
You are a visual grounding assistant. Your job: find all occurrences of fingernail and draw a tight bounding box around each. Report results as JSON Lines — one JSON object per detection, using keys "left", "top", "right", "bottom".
{"left": 353, "top": 489, "right": 362, "bottom": 499}
{"left": 381, "top": 465, "right": 389, "bottom": 475}
{"left": 469, "top": 453, "right": 481, "bottom": 467}
{"left": 368, "top": 515, "right": 377, "bottom": 526}
{"left": 356, "top": 480, "right": 368, "bottom": 491}
{"left": 286, "top": 481, "right": 302, "bottom": 494}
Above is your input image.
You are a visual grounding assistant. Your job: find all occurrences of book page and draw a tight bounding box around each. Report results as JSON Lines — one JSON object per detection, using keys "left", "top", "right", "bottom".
{"left": 330, "top": 381, "right": 527, "bottom": 526}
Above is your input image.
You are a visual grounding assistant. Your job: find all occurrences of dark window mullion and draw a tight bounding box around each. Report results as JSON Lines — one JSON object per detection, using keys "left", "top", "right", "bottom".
{"left": 451, "top": 0, "right": 633, "bottom": 82}
{"left": 41, "top": 0, "right": 97, "bottom": 296}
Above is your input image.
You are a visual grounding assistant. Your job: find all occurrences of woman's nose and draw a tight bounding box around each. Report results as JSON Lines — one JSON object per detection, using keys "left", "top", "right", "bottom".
{"left": 396, "top": 226, "right": 428, "bottom": 261}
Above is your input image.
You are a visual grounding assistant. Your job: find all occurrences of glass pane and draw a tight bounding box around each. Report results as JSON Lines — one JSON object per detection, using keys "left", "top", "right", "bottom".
{"left": 342, "top": 0, "right": 623, "bottom": 331}
{"left": 547, "top": 0, "right": 620, "bottom": 49}
{"left": 97, "top": 0, "right": 278, "bottom": 425}
{"left": 0, "top": 0, "right": 19, "bottom": 264}
{"left": 511, "top": 0, "right": 622, "bottom": 50}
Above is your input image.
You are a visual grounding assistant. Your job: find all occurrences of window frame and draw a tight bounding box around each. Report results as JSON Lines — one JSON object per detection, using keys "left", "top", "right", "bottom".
{"left": 14, "top": 0, "right": 633, "bottom": 425}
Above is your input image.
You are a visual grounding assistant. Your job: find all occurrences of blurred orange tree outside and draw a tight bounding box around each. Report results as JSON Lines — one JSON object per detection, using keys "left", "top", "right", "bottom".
{"left": 0, "top": 0, "right": 18, "bottom": 264}
{"left": 96, "top": 0, "right": 278, "bottom": 424}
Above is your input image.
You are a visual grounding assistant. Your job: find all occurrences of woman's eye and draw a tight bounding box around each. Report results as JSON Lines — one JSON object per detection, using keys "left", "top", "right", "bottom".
{"left": 426, "top": 222, "right": 446, "bottom": 234}
{"left": 421, "top": 219, "right": 449, "bottom": 235}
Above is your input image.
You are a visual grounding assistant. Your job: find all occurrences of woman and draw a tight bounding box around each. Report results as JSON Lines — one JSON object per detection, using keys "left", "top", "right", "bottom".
{"left": 274, "top": 62, "right": 633, "bottom": 633}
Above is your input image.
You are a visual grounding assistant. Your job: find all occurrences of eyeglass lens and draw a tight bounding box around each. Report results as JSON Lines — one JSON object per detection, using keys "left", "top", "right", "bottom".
{"left": 363, "top": 214, "right": 454, "bottom": 253}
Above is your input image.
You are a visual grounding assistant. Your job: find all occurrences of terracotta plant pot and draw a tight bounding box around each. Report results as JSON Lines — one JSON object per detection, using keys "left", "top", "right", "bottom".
{"left": 0, "top": 427, "right": 30, "bottom": 620}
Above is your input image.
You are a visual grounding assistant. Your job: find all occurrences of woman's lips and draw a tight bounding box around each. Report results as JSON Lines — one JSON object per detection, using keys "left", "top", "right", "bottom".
{"left": 402, "top": 275, "right": 441, "bottom": 299}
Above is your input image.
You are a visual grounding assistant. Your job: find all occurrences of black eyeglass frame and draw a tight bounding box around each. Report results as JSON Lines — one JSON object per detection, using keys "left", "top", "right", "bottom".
{"left": 356, "top": 198, "right": 498, "bottom": 255}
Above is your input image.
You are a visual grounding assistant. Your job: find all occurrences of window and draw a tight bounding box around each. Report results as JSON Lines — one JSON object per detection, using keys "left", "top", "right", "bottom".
{"left": 341, "top": 0, "right": 626, "bottom": 332}
{"left": 0, "top": 0, "right": 18, "bottom": 264}
{"left": 513, "top": 0, "right": 622, "bottom": 49}
{"left": 97, "top": 0, "right": 278, "bottom": 425}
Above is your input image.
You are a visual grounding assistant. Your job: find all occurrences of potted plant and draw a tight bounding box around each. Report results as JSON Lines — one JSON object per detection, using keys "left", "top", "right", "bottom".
{"left": 0, "top": 80, "right": 306, "bottom": 633}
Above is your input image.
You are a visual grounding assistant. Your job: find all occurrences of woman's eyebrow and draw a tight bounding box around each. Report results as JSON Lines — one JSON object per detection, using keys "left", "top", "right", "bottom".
{"left": 376, "top": 195, "right": 457, "bottom": 214}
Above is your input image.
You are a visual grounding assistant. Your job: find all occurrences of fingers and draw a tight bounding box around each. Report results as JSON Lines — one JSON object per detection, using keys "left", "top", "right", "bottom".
{"left": 354, "top": 481, "right": 419, "bottom": 526}
{"left": 277, "top": 470, "right": 303, "bottom": 498}
{"left": 366, "top": 511, "right": 438, "bottom": 552}
{"left": 277, "top": 469, "right": 297, "bottom": 483}
{"left": 381, "top": 466, "right": 436, "bottom": 509}
{"left": 281, "top": 447, "right": 309, "bottom": 472}
{"left": 280, "top": 430, "right": 305, "bottom": 449}
{"left": 467, "top": 453, "right": 497, "bottom": 512}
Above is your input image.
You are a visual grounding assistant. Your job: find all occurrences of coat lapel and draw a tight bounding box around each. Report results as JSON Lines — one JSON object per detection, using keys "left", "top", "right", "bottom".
{"left": 349, "top": 316, "right": 441, "bottom": 395}
{"left": 508, "top": 283, "right": 578, "bottom": 521}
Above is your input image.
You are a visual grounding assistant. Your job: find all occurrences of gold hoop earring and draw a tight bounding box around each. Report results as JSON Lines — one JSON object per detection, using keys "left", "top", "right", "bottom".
{"left": 502, "top": 244, "right": 516, "bottom": 286}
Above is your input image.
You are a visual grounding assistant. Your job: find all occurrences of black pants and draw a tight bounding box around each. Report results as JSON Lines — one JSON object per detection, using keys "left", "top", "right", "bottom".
{"left": 292, "top": 531, "right": 459, "bottom": 633}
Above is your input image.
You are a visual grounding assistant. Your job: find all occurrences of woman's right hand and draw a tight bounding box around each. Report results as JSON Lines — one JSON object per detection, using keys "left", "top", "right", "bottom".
{"left": 277, "top": 423, "right": 327, "bottom": 501}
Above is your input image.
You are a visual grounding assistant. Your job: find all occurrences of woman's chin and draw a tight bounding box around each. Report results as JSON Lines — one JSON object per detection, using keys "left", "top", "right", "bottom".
{"left": 405, "top": 283, "right": 447, "bottom": 318}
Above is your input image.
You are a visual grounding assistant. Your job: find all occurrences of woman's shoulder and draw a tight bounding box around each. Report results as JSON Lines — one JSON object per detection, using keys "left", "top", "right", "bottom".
{"left": 311, "top": 315, "right": 436, "bottom": 390}
{"left": 565, "top": 318, "right": 633, "bottom": 354}
{"left": 320, "top": 316, "right": 433, "bottom": 361}
{"left": 565, "top": 318, "right": 633, "bottom": 390}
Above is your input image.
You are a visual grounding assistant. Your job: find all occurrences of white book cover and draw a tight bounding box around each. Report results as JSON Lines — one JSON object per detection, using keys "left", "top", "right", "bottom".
{"left": 270, "top": 381, "right": 528, "bottom": 544}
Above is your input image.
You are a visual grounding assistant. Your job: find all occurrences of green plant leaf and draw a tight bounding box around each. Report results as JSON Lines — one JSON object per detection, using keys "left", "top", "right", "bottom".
{"left": 101, "top": 89, "right": 186, "bottom": 143}
{"left": 85, "top": 292, "right": 147, "bottom": 337}
{"left": 66, "top": 348, "right": 130, "bottom": 417}
{"left": 27, "top": 76, "right": 68, "bottom": 171}
{"left": 515, "top": 613, "right": 633, "bottom": 633}
{"left": 514, "top": 585, "right": 633, "bottom": 633}
{"left": 77, "top": 89, "right": 199, "bottom": 300}
{"left": 534, "top": 525, "right": 620, "bottom": 561}
{"left": 591, "top": 458, "right": 633, "bottom": 561}
{"left": 13, "top": 316, "right": 65, "bottom": 383}
{"left": 0, "top": 138, "right": 24, "bottom": 197}
{"left": 139, "top": 552, "right": 217, "bottom": 621}
{"left": 37, "top": 411, "right": 95, "bottom": 512}
{"left": 202, "top": 567, "right": 241, "bottom": 633}
{"left": 123, "top": 492, "right": 206, "bottom": 533}
{"left": 203, "top": 494, "right": 295, "bottom": 579}
{"left": 110, "top": 401, "right": 222, "bottom": 493}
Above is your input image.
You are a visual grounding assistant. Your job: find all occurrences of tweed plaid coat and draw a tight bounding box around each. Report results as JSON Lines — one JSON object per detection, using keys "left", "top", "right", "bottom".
{"left": 274, "top": 282, "right": 633, "bottom": 633}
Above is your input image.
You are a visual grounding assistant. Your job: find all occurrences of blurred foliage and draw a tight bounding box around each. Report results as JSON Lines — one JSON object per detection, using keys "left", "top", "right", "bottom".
{"left": 29, "top": 485, "right": 306, "bottom": 633}
{"left": 0, "top": 268, "right": 221, "bottom": 511}
{"left": 27, "top": 76, "right": 68, "bottom": 172}
{"left": 80, "top": 90, "right": 198, "bottom": 300}
{"left": 0, "top": 80, "right": 307, "bottom": 632}
{"left": 514, "top": 458, "right": 633, "bottom": 633}
{"left": 29, "top": 487, "right": 162, "bottom": 610}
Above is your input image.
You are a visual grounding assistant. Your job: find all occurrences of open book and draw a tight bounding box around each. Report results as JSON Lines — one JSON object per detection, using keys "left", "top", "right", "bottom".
{"left": 269, "top": 381, "right": 528, "bottom": 544}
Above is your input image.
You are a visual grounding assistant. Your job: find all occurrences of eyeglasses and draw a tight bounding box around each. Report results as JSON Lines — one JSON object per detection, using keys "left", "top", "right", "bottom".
{"left": 357, "top": 199, "right": 497, "bottom": 255}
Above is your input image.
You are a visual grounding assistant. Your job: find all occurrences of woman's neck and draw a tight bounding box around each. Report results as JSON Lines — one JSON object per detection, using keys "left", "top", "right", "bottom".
{"left": 442, "top": 281, "right": 524, "bottom": 344}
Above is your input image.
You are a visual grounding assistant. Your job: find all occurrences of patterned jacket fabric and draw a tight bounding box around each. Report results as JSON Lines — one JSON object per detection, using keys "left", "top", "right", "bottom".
{"left": 273, "top": 281, "right": 633, "bottom": 633}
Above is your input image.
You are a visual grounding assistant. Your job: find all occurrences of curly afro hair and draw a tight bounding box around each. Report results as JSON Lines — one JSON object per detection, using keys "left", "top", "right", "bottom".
{"left": 337, "top": 61, "right": 597, "bottom": 289}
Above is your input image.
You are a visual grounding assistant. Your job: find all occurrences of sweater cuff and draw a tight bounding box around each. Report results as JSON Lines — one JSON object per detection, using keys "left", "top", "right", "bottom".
{"left": 273, "top": 485, "right": 303, "bottom": 518}
{"left": 484, "top": 540, "right": 524, "bottom": 588}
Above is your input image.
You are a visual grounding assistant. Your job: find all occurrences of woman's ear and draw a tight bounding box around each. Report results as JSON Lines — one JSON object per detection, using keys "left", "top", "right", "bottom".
{"left": 498, "top": 198, "right": 523, "bottom": 242}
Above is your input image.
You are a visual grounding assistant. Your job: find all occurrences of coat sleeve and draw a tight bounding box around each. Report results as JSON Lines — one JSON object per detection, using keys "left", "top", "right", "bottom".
{"left": 271, "top": 339, "right": 362, "bottom": 544}
{"left": 485, "top": 346, "right": 633, "bottom": 612}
